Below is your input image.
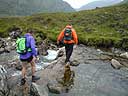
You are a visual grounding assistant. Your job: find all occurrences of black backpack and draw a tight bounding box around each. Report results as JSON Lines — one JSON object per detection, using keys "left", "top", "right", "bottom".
{"left": 64, "top": 28, "right": 72, "bottom": 41}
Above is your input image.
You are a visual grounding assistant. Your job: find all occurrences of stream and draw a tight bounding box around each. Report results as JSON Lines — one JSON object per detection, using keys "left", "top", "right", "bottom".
{"left": 0, "top": 46, "right": 128, "bottom": 96}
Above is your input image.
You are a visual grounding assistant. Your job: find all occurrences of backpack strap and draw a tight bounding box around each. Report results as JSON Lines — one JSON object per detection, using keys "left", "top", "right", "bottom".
{"left": 25, "top": 36, "right": 32, "bottom": 52}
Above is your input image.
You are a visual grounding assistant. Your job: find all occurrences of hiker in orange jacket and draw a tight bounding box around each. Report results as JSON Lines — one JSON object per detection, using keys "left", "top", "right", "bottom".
{"left": 57, "top": 24, "right": 78, "bottom": 63}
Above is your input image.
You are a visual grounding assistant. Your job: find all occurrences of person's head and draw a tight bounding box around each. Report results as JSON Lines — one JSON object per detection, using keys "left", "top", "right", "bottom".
{"left": 66, "top": 24, "right": 72, "bottom": 29}
{"left": 27, "top": 29, "right": 34, "bottom": 35}
{"left": 68, "top": 24, "right": 72, "bottom": 26}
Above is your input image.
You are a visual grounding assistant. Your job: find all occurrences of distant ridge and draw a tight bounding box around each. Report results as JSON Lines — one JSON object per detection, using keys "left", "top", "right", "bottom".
{"left": 0, "top": 0, "right": 75, "bottom": 16}
{"left": 78, "top": 0, "right": 122, "bottom": 11}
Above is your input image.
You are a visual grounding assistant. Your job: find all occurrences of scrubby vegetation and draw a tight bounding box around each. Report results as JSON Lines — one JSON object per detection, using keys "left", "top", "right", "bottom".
{"left": 0, "top": 4, "right": 128, "bottom": 50}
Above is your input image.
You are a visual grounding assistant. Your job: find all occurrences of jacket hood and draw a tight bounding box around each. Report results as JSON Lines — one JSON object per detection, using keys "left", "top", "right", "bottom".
{"left": 24, "top": 33, "right": 31, "bottom": 37}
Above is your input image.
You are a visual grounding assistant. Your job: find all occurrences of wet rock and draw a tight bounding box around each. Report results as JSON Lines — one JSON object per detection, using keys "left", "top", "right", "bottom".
{"left": 49, "top": 44, "right": 58, "bottom": 50}
{"left": 111, "top": 59, "right": 122, "bottom": 69}
{"left": 47, "top": 65, "right": 74, "bottom": 94}
{"left": 7, "top": 40, "right": 16, "bottom": 50}
{"left": 9, "top": 27, "right": 22, "bottom": 39}
{"left": 38, "top": 40, "right": 48, "bottom": 56}
{"left": 56, "top": 50, "right": 64, "bottom": 59}
{"left": 0, "top": 48, "right": 4, "bottom": 54}
{"left": 55, "top": 47, "right": 65, "bottom": 60}
{"left": 120, "top": 52, "right": 128, "bottom": 59}
{"left": 0, "top": 65, "right": 11, "bottom": 96}
{"left": 0, "top": 37, "right": 16, "bottom": 54}
{"left": 47, "top": 81, "right": 63, "bottom": 94}
{"left": 9, "top": 59, "right": 22, "bottom": 70}
{"left": 70, "top": 60, "right": 80, "bottom": 66}
{"left": 1, "top": 45, "right": 128, "bottom": 96}
{"left": 30, "top": 83, "right": 48, "bottom": 96}
{"left": 97, "top": 49, "right": 103, "bottom": 54}
{"left": 0, "top": 38, "right": 6, "bottom": 48}
{"left": 15, "top": 64, "right": 22, "bottom": 71}
{"left": 0, "top": 38, "right": 8, "bottom": 54}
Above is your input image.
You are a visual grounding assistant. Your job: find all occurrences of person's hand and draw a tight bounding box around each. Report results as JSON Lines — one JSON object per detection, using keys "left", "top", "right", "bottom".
{"left": 74, "top": 44, "right": 77, "bottom": 49}
{"left": 32, "top": 56, "right": 37, "bottom": 62}
{"left": 36, "top": 56, "right": 40, "bottom": 61}
{"left": 57, "top": 41, "right": 60, "bottom": 45}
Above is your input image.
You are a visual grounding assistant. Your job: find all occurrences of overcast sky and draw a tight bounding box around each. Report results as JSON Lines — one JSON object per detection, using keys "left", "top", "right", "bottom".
{"left": 63, "top": 0, "right": 100, "bottom": 9}
{"left": 63, "top": 0, "right": 123, "bottom": 9}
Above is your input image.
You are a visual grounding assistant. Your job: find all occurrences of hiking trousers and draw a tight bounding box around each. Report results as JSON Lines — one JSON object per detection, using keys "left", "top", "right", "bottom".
{"left": 65, "top": 44, "right": 74, "bottom": 63}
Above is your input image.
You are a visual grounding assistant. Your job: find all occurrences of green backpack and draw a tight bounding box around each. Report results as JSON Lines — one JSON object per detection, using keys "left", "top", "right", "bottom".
{"left": 16, "top": 37, "right": 31, "bottom": 54}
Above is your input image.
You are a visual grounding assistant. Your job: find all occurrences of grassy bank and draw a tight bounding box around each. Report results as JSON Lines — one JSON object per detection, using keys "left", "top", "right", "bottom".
{"left": 0, "top": 4, "right": 128, "bottom": 50}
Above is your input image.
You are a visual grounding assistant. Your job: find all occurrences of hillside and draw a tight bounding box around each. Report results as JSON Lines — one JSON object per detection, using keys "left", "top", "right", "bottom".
{"left": 0, "top": 4, "right": 128, "bottom": 50}
{"left": 0, "top": 0, "right": 75, "bottom": 16}
{"left": 120, "top": 0, "right": 128, "bottom": 4}
{"left": 78, "top": 0, "right": 122, "bottom": 11}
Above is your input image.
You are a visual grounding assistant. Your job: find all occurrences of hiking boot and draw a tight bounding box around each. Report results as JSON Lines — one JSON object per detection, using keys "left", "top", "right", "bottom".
{"left": 20, "top": 78, "right": 26, "bottom": 85}
{"left": 65, "top": 59, "right": 70, "bottom": 63}
{"left": 66, "top": 61, "right": 70, "bottom": 66}
{"left": 32, "top": 76, "right": 40, "bottom": 82}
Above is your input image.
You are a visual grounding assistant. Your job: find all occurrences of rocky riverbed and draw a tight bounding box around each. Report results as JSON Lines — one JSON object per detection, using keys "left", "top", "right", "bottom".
{"left": 0, "top": 42, "right": 128, "bottom": 96}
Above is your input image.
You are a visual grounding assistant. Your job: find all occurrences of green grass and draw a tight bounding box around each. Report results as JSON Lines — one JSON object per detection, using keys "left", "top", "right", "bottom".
{"left": 0, "top": 4, "right": 128, "bottom": 49}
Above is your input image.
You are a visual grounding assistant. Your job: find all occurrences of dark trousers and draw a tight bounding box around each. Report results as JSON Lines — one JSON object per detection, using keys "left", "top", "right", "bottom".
{"left": 65, "top": 44, "right": 74, "bottom": 63}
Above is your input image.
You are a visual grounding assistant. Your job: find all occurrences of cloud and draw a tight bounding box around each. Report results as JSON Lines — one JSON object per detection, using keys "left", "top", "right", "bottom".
{"left": 63, "top": 0, "right": 97, "bottom": 9}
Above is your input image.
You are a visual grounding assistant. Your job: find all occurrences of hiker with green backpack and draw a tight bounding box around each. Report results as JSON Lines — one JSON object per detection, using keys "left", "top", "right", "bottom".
{"left": 16, "top": 29, "right": 40, "bottom": 85}
{"left": 57, "top": 24, "right": 78, "bottom": 64}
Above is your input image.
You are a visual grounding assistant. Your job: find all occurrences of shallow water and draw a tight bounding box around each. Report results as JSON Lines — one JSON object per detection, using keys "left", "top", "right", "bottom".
{"left": 49, "top": 46, "right": 128, "bottom": 96}
{"left": 0, "top": 50, "right": 59, "bottom": 76}
{"left": 49, "top": 61, "right": 128, "bottom": 96}
{"left": 0, "top": 47, "right": 128, "bottom": 96}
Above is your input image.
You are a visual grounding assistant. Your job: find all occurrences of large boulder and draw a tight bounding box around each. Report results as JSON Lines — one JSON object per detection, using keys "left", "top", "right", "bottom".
{"left": 9, "top": 27, "right": 22, "bottom": 39}
{"left": 111, "top": 59, "right": 122, "bottom": 69}
{"left": 70, "top": 60, "right": 80, "bottom": 66}
{"left": 47, "top": 64, "right": 75, "bottom": 94}
{"left": 120, "top": 52, "right": 128, "bottom": 59}
{"left": 0, "top": 38, "right": 16, "bottom": 54}
{"left": 38, "top": 40, "right": 48, "bottom": 56}
{"left": 30, "top": 83, "right": 48, "bottom": 96}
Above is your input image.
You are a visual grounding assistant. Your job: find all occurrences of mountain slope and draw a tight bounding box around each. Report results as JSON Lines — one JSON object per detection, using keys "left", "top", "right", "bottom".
{"left": 78, "top": 0, "right": 122, "bottom": 11}
{"left": 0, "top": 0, "right": 75, "bottom": 16}
{"left": 120, "top": 0, "right": 128, "bottom": 4}
{"left": 0, "top": 4, "right": 128, "bottom": 49}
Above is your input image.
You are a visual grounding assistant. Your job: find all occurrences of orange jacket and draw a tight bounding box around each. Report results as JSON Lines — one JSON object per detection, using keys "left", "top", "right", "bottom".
{"left": 57, "top": 25, "right": 78, "bottom": 44}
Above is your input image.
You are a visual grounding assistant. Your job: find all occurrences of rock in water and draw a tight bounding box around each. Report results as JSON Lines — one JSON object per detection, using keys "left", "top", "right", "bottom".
{"left": 47, "top": 64, "right": 75, "bottom": 94}
{"left": 111, "top": 59, "right": 122, "bottom": 69}
{"left": 120, "top": 52, "right": 128, "bottom": 59}
{"left": 70, "top": 60, "right": 80, "bottom": 66}
{"left": 30, "top": 83, "right": 48, "bottom": 96}
{"left": 47, "top": 81, "right": 63, "bottom": 94}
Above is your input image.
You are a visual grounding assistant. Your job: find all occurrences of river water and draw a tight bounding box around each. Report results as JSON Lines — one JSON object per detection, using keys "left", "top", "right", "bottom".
{"left": 0, "top": 49, "right": 58, "bottom": 76}
{"left": 49, "top": 46, "right": 128, "bottom": 96}
{"left": 0, "top": 46, "right": 128, "bottom": 96}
